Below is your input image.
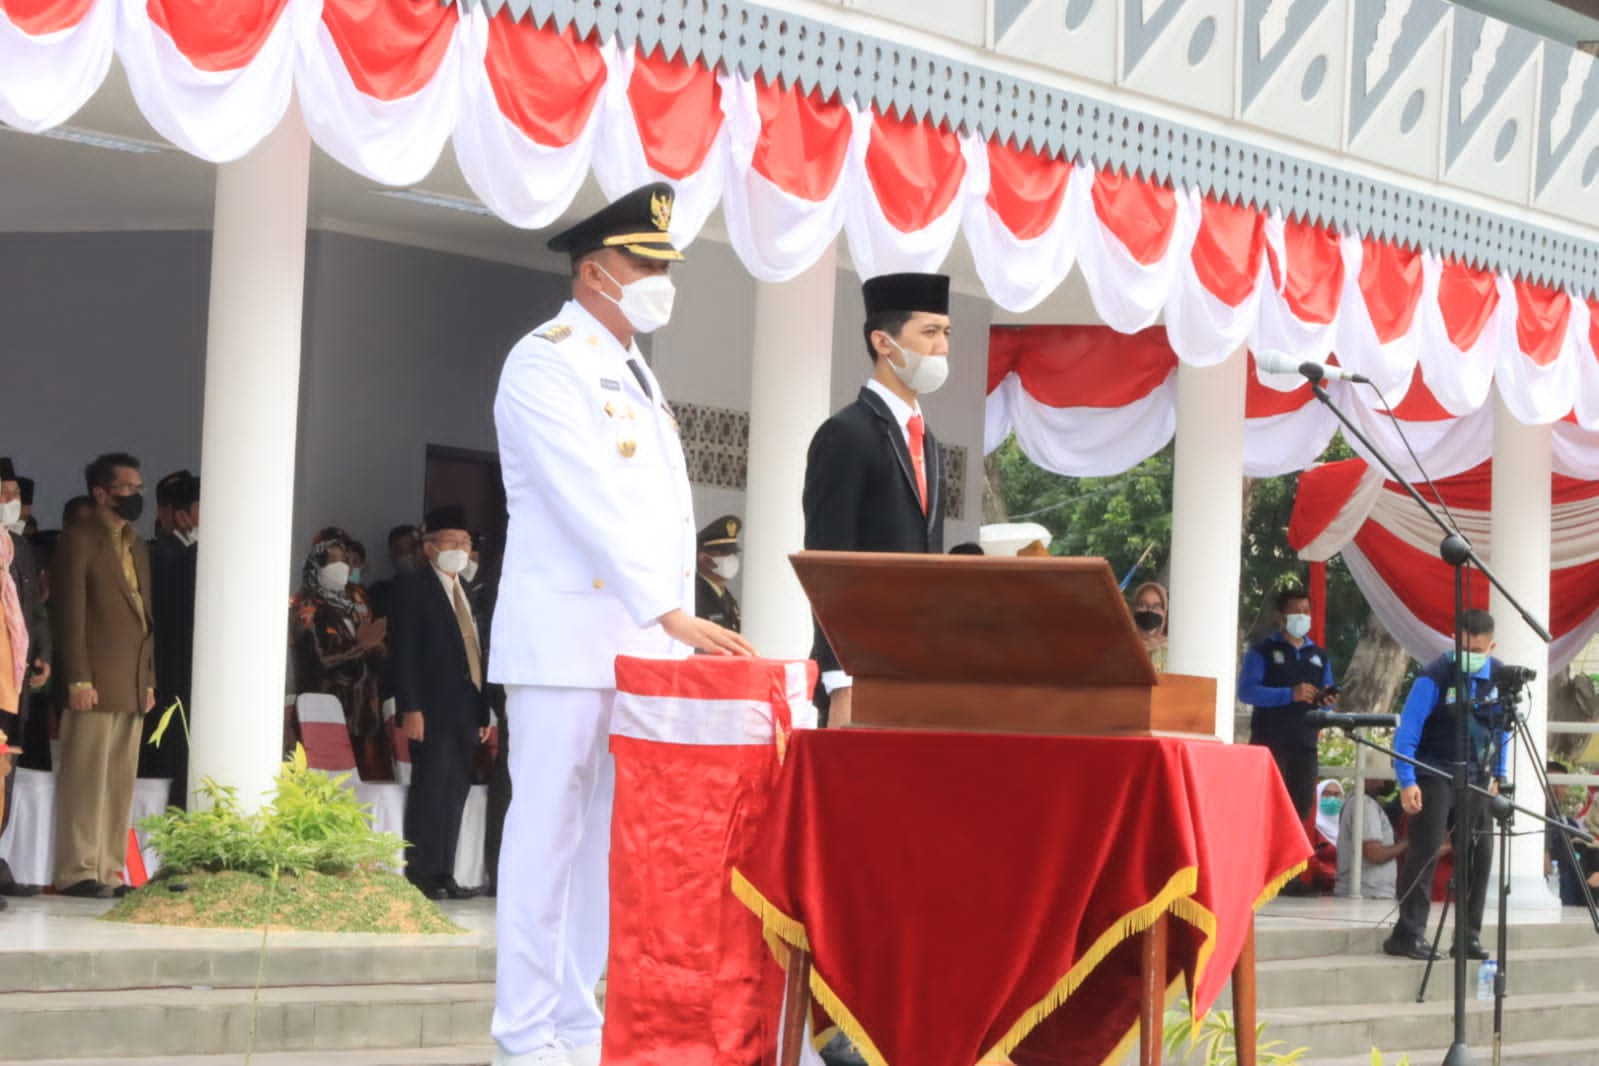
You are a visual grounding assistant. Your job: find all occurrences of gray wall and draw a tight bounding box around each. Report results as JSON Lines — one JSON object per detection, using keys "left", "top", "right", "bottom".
{"left": 0, "top": 231, "right": 210, "bottom": 537}
{"left": 293, "top": 232, "right": 565, "bottom": 569}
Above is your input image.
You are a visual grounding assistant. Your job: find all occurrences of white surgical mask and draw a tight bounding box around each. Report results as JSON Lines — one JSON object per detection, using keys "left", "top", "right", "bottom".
{"left": 885, "top": 337, "right": 950, "bottom": 396}
{"left": 435, "top": 549, "right": 470, "bottom": 576}
{"left": 1284, "top": 613, "right": 1313, "bottom": 639}
{"left": 711, "top": 555, "right": 741, "bottom": 581}
{"left": 0, "top": 499, "right": 20, "bottom": 530}
{"left": 599, "top": 267, "right": 676, "bottom": 334}
{"left": 461, "top": 559, "right": 480, "bottom": 583}
{"left": 318, "top": 561, "right": 351, "bottom": 592}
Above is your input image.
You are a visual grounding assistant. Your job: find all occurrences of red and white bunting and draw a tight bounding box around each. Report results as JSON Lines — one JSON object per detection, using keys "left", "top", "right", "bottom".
{"left": 1291, "top": 459, "right": 1599, "bottom": 671}
{"left": 0, "top": 0, "right": 116, "bottom": 132}
{"left": 1, "top": 2, "right": 1595, "bottom": 453}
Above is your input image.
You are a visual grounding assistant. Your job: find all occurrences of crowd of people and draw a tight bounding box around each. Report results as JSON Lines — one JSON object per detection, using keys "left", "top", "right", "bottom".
{"left": 0, "top": 454, "right": 198, "bottom": 903}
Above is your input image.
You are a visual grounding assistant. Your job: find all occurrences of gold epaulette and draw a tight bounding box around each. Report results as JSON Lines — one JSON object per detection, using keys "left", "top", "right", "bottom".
{"left": 534, "top": 323, "right": 573, "bottom": 343}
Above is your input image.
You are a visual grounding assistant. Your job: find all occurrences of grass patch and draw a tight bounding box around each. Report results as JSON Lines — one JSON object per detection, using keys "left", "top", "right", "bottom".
{"left": 103, "top": 868, "right": 466, "bottom": 935}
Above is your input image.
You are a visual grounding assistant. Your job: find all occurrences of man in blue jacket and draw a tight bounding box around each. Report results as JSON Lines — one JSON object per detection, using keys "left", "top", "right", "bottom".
{"left": 1238, "top": 585, "right": 1336, "bottom": 828}
{"left": 1383, "top": 609, "right": 1508, "bottom": 961}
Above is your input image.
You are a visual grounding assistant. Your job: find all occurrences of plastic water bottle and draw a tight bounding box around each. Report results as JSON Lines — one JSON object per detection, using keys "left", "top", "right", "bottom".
{"left": 1476, "top": 958, "right": 1497, "bottom": 1001}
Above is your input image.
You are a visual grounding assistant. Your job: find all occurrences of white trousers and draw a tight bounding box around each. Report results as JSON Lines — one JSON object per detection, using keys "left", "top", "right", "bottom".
{"left": 491, "top": 685, "right": 615, "bottom": 1054}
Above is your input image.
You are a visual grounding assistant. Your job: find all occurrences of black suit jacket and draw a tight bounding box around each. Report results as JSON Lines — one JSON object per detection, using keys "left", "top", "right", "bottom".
{"left": 802, "top": 386, "right": 945, "bottom": 673}
{"left": 150, "top": 533, "right": 197, "bottom": 705}
{"left": 8, "top": 531, "right": 49, "bottom": 666}
{"left": 389, "top": 570, "right": 490, "bottom": 731}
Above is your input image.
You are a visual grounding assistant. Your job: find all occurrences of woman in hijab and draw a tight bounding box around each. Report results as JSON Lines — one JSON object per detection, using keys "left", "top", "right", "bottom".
{"left": 289, "top": 527, "right": 390, "bottom": 779}
{"left": 1305, "top": 778, "right": 1344, "bottom": 893}
{"left": 1130, "top": 581, "right": 1169, "bottom": 672}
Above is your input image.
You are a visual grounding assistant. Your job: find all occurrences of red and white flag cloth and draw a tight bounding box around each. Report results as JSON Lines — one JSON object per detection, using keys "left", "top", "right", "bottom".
{"left": 606, "top": 654, "right": 818, "bottom": 1066}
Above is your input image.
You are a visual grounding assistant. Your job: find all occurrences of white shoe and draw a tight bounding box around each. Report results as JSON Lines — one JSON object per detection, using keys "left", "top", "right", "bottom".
{"left": 568, "top": 1040, "right": 602, "bottom": 1066}
{"left": 492, "top": 1041, "right": 576, "bottom": 1066}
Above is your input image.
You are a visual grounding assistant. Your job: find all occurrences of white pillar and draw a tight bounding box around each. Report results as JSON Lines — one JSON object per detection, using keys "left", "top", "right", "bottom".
{"left": 1489, "top": 389, "right": 1558, "bottom": 910}
{"left": 1166, "top": 349, "right": 1248, "bottom": 739}
{"left": 741, "top": 245, "right": 838, "bottom": 659}
{"left": 188, "top": 102, "right": 312, "bottom": 810}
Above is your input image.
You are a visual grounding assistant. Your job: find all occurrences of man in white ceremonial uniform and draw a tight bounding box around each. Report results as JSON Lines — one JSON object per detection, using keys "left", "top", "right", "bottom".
{"left": 488, "top": 183, "right": 753, "bottom": 1066}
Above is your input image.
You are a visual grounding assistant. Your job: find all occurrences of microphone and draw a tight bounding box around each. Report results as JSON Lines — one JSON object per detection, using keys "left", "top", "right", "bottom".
{"left": 1305, "top": 709, "right": 1399, "bottom": 731}
{"left": 1255, "top": 350, "right": 1371, "bottom": 385}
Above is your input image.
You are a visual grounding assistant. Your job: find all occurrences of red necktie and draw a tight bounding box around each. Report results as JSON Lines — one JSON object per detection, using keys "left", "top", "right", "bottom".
{"left": 907, "top": 413, "right": 928, "bottom": 516}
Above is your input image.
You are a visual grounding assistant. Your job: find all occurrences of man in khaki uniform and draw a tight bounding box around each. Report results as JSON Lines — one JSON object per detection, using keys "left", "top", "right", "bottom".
{"left": 51, "top": 452, "right": 155, "bottom": 898}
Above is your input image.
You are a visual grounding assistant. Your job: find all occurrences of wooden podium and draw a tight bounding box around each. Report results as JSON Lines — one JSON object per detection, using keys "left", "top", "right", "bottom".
{"left": 779, "top": 551, "right": 1260, "bottom": 1066}
{"left": 790, "top": 550, "right": 1216, "bottom": 738}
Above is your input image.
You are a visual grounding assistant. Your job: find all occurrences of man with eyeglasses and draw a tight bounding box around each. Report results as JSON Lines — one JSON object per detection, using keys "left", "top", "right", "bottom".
{"left": 50, "top": 452, "right": 156, "bottom": 898}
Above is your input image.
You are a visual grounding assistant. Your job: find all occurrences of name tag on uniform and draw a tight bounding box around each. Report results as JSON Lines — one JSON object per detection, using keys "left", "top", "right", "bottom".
{"left": 600, "top": 377, "right": 622, "bottom": 391}
{"left": 1272, "top": 650, "right": 1285, "bottom": 665}
{"left": 1309, "top": 654, "right": 1323, "bottom": 668}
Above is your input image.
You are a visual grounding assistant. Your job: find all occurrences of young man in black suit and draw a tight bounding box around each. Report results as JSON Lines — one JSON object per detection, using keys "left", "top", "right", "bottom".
{"left": 142, "top": 470, "right": 199, "bottom": 810}
{"left": 802, "top": 272, "right": 950, "bottom": 728}
{"left": 390, "top": 505, "right": 492, "bottom": 900}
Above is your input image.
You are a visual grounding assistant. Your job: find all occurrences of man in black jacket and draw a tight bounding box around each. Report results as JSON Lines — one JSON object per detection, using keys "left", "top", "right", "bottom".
{"left": 390, "top": 505, "right": 491, "bottom": 900}
{"left": 802, "top": 274, "right": 949, "bottom": 720}
{"left": 142, "top": 471, "right": 199, "bottom": 810}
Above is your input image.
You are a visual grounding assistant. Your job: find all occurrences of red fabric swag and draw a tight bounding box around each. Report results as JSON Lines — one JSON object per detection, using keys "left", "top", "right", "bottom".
{"left": 628, "top": 47, "right": 724, "bottom": 181}
{"left": 4, "top": 0, "right": 94, "bottom": 35}
{"left": 484, "top": 19, "right": 607, "bottom": 148}
{"left": 752, "top": 76, "right": 853, "bottom": 202}
{"left": 864, "top": 111, "right": 966, "bottom": 233}
{"left": 1191, "top": 196, "right": 1267, "bottom": 307}
{"left": 985, "top": 138, "right": 1071, "bottom": 242}
{"left": 322, "top": 0, "right": 458, "bottom": 102}
{"left": 1091, "top": 168, "right": 1178, "bottom": 266}
{"left": 147, "top": 0, "right": 289, "bottom": 72}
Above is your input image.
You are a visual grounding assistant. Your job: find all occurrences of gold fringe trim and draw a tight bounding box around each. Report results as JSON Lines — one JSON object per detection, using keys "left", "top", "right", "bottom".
{"left": 977, "top": 865, "right": 1201, "bottom": 1064}
{"left": 731, "top": 868, "right": 811, "bottom": 952}
{"left": 1254, "top": 860, "right": 1309, "bottom": 911}
{"left": 806, "top": 968, "right": 893, "bottom": 1066}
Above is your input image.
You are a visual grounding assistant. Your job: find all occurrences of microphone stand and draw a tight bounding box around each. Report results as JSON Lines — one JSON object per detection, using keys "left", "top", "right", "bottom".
{"left": 1302, "top": 371, "right": 1552, "bottom": 1066}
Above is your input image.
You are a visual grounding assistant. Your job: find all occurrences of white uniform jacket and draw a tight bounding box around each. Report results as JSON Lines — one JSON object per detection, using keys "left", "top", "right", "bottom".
{"left": 489, "top": 299, "right": 696, "bottom": 690}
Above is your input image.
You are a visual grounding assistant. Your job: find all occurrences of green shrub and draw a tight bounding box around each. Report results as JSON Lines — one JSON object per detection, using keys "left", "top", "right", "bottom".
{"left": 1162, "top": 999, "right": 1307, "bottom": 1066}
{"left": 141, "top": 746, "right": 404, "bottom": 878}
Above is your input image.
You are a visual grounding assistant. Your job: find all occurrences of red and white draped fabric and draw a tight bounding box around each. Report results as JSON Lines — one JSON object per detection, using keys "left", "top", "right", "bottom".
{"left": 1, "top": 1, "right": 1595, "bottom": 446}
{"left": 607, "top": 654, "right": 817, "bottom": 1066}
{"left": 0, "top": 0, "right": 116, "bottom": 131}
{"left": 1289, "top": 459, "right": 1599, "bottom": 672}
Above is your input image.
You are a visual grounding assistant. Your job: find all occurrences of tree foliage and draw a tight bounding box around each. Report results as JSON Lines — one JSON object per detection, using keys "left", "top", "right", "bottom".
{"left": 993, "top": 434, "right": 1371, "bottom": 678}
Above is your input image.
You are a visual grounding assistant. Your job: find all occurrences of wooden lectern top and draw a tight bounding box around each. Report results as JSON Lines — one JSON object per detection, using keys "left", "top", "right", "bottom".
{"left": 791, "top": 552, "right": 1157, "bottom": 687}
{"left": 790, "top": 551, "right": 1214, "bottom": 738}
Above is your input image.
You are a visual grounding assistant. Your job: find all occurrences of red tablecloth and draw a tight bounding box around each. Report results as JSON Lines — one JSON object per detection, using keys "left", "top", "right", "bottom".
{"left": 733, "top": 731, "right": 1310, "bottom": 1066}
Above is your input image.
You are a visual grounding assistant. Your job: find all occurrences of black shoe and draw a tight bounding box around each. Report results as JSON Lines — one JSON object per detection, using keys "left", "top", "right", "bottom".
{"left": 819, "top": 1032, "right": 868, "bottom": 1066}
{"left": 0, "top": 880, "right": 41, "bottom": 898}
{"left": 59, "top": 879, "right": 113, "bottom": 899}
{"left": 441, "top": 878, "right": 480, "bottom": 901}
{"left": 112, "top": 884, "right": 134, "bottom": 898}
{"left": 409, "top": 876, "right": 447, "bottom": 901}
{"left": 1383, "top": 934, "right": 1441, "bottom": 961}
{"left": 1452, "top": 938, "right": 1489, "bottom": 961}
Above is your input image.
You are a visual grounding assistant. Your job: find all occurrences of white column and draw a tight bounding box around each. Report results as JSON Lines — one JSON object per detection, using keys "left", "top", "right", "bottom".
{"left": 1166, "top": 349, "right": 1248, "bottom": 739}
{"left": 741, "top": 245, "right": 838, "bottom": 659}
{"left": 188, "top": 102, "right": 312, "bottom": 810}
{"left": 1489, "top": 390, "right": 1558, "bottom": 910}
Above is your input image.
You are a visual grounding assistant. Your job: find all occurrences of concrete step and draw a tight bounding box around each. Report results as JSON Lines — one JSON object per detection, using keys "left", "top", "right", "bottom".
{"left": 1314, "top": 1035, "right": 1599, "bottom": 1066}
{"left": 26, "top": 1051, "right": 495, "bottom": 1066}
{"left": 1251, "top": 918, "right": 1591, "bottom": 962}
{"left": 1218, "top": 944, "right": 1599, "bottom": 1009}
{"left": 1250, "top": 989, "right": 1599, "bottom": 1061}
{"left": 0, "top": 982, "right": 495, "bottom": 1062}
{"left": 0, "top": 942, "right": 494, "bottom": 995}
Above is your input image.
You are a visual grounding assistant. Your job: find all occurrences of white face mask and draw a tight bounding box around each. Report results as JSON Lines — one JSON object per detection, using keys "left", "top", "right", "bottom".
{"left": 599, "top": 267, "right": 676, "bottom": 334}
{"left": 1284, "top": 613, "right": 1313, "bottom": 640}
{"left": 884, "top": 336, "right": 950, "bottom": 396}
{"left": 0, "top": 498, "right": 20, "bottom": 530}
{"left": 434, "top": 548, "right": 471, "bottom": 576}
{"left": 711, "top": 554, "right": 741, "bottom": 581}
{"left": 461, "top": 558, "right": 480, "bottom": 583}
{"left": 318, "top": 561, "right": 351, "bottom": 592}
